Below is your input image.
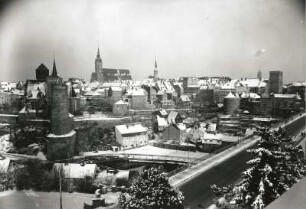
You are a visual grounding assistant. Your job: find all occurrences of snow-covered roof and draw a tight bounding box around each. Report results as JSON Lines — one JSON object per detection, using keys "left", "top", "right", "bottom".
{"left": 224, "top": 92, "right": 236, "bottom": 98}
{"left": 180, "top": 94, "right": 190, "bottom": 102}
{"left": 110, "top": 87, "right": 122, "bottom": 92}
{"left": 101, "top": 82, "right": 122, "bottom": 88}
{"left": 132, "top": 89, "right": 147, "bottom": 96}
{"left": 291, "top": 82, "right": 305, "bottom": 87}
{"left": 157, "top": 115, "right": 168, "bottom": 127}
{"left": 157, "top": 89, "right": 167, "bottom": 95}
{"left": 127, "top": 88, "right": 147, "bottom": 96}
{"left": 19, "top": 107, "right": 36, "bottom": 114}
{"left": 206, "top": 124, "right": 217, "bottom": 132}
{"left": 201, "top": 138, "right": 222, "bottom": 145}
{"left": 175, "top": 123, "right": 186, "bottom": 131}
{"left": 88, "top": 81, "right": 100, "bottom": 89}
{"left": 84, "top": 91, "right": 101, "bottom": 96}
{"left": 158, "top": 109, "right": 168, "bottom": 116}
{"left": 0, "top": 158, "right": 10, "bottom": 173}
{"left": 116, "top": 123, "right": 148, "bottom": 135}
{"left": 53, "top": 163, "right": 97, "bottom": 179}
{"left": 163, "top": 81, "right": 175, "bottom": 93}
{"left": 202, "top": 132, "right": 223, "bottom": 140}
{"left": 274, "top": 94, "right": 300, "bottom": 99}
{"left": 167, "top": 111, "right": 179, "bottom": 124}
{"left": 240, "top": 92, "right": 248, "bottom": 98}
{"left": 47, "top": 130, "right": 76, "bottom": 138}
{"left": 115, "top": 100, "right": 129, "bottom": 105}
{"left": 249, "top": 93, "right": 261, "bottom": 99}
{"left": 240, "top": 78, "right": 267, "bottom": 88}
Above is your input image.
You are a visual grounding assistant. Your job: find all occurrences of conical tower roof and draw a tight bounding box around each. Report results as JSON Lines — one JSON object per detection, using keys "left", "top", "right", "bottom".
{"left": 51, "top": 59, "right": 58, "bottom": 77}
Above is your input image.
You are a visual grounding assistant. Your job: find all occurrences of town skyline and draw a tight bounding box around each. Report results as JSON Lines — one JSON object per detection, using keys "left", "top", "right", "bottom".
{"left": 0, "top": 0, "right": 305, "bottom": 83}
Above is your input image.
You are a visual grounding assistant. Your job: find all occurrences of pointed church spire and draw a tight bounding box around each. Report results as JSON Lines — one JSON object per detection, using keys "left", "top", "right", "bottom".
{"left": 97, "top": 47, "right": 101, "bottom": 59}
{"left": 153, "top": 58, "right": 159, "bottom": 81}
{"left": 52, "top": 59, "right": 58, "bottom": 77}
{"left": 154, "top": 58, "right": 157, "bottom": 69}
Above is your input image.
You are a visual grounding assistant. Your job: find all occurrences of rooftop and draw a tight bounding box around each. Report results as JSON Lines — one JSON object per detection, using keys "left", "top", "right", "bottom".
{"left": 116, "top": 123, "right": 148, "bottom": 135}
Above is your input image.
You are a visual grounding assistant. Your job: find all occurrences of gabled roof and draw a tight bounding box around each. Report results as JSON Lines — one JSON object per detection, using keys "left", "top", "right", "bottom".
{"left": 180, "top": 94, "right": 190, "bottom": 102}
{"left": 249, "top": 93, "right": 260, "bottom": 99}
{"left": 224, "top": 92, "right": 236, "bottom": 98}
{"left": 174, "top": 123, "right": 186, "bottom": 131}
{"left": 157, "top": 115, "right": 168, "bottom": 127}
{"left": 36, "top": 63, "right": 49, "bottom": 72}
{"left": 167, "top": 111, "right": 179, "bottom": 124}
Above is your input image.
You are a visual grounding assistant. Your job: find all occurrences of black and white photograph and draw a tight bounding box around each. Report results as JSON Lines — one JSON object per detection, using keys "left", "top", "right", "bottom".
{"left": 0, "top": 0, "right": 305, "bottom": 209}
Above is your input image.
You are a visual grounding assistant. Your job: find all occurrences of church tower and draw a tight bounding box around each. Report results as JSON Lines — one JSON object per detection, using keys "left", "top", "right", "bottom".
{"left": 257, "top": 69, "right": 262, "bottom": 80}
{"left": 95, "top": 47, "right": 103, "bottom": 82}
{"left": 153, "top": 59, "right": 159, "bottom": 82}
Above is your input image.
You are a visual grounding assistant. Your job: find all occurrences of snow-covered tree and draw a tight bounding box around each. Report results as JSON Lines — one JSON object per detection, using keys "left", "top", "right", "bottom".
{"left": 276, "top": 128, "right": 306, "bottom": 188}
{"left": 122, "top": 167, "right": 184, "bottom": 209}
{"left": 211, "top": 127, "right": 306, "bottom": 209}
{"left": 118, "top": 192, "right": 127, "bottom": 208}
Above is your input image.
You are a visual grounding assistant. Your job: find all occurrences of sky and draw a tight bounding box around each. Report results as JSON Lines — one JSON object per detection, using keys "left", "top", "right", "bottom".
{"left": 0, "top": 0, "right": 304, "bottom": 83}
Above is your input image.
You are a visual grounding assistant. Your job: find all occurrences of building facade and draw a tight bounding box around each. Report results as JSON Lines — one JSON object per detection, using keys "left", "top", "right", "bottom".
{"left": 115, "top": 123, "right": 148, "bottom": 149}
{"left": 269, "top": 71, "right": 283, "bottom": 94}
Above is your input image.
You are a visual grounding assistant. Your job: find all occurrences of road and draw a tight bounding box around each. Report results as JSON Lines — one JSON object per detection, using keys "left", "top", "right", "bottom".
{"left": 180, "top": 115, "right": 306, "bottom": 209}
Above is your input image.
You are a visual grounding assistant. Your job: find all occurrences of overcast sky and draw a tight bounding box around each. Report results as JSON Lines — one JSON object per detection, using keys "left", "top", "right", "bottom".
{"left": 0, "top": 0, "right": 304, "bottom": 83}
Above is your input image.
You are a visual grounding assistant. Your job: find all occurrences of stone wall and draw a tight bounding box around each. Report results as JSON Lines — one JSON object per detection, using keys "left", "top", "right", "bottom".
{"left": 46, "top": 130, "right": 76, "bottom": 161}
{"left": 0, "top": 114, "right": 18, "bottom": 124}
{"left": 73, "top": 117, "right": 130, "bottom": 130}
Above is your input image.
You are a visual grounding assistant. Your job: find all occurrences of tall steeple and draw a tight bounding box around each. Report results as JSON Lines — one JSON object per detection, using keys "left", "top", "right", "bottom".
{"left": 257, "top": 69, "right": 262, "bottom": 80}
{"left": 52, "top": 59, "right": 58, "bottom": 77}
{"left": 95, "top": 46, "right": 103, "bottom": 75}
{"left": 153, "top": 58, "right": 159, "bottom": 81}
{"left": 155, "top": 59, "right": 157, "bottom": 69}
{"left": 97, "top": 47, "right": 101, "bottom": 59}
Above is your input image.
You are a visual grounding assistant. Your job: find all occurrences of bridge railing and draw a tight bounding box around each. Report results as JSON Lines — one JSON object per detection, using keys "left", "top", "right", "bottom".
{"left": 120, "top": 153, "right": 194, "bottom": 163}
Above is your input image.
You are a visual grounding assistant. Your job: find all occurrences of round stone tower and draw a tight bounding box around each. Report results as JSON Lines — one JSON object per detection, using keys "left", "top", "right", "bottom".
{"left": 50, "top": 84, "right": 71, "bottom": 134}
{"left": 46, "top": 60, "right": 75, "bottom": 161}
{"left": 224, "top": 92, "right": 240, "bottom": 115}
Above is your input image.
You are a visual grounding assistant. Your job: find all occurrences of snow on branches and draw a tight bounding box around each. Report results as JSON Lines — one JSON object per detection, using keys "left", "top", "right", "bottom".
{"left": 211, "top": 127, "right": 306, "bottom": 209}
{"left": 119, "top": 167, "right": 184, "bottom": 209}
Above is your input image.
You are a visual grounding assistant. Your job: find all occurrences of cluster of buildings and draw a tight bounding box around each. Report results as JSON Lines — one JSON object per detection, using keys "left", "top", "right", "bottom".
{"left": 0, "top": 47, "right": 305, "bottom": 161}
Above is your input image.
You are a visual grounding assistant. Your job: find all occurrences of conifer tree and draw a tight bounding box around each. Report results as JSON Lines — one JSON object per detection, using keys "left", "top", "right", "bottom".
{"left": 211, "top": 127, "right": 306, "bottom": 209}
{"left": 118, "top": 192, "right": 127, "bottom": 208}
{"left": 122, "top": 167, "right": 184, "bottom": 209}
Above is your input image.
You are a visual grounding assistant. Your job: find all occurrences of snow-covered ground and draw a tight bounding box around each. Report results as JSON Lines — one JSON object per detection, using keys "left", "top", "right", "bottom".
{"left": 73, "top": 111, "right": 129, "bottom": 121}
{"left": 82, "top": 144, "right": 208, "bottom": 159}
{"left": 118, "top": 144, "right": 208, "bottom": 159}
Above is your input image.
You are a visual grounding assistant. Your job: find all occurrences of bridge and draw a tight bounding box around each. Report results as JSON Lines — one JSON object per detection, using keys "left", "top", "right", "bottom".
{"left": 170, "top": 113, "right": 306, "bottom": 187}
{"left": 74, "top": 153, "right": 195, "bottom": 165}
